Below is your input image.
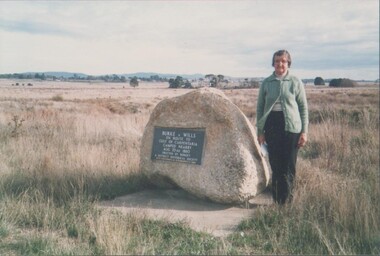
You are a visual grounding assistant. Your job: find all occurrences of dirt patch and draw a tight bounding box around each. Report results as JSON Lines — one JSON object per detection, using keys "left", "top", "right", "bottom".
{"left": 99, "top": 189, "right": 273, "bottom": 237}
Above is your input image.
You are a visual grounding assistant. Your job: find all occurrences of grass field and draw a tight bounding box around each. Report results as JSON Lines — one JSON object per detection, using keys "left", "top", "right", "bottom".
{"left": 0, "top": 80, "right": 379, "bottom": 255}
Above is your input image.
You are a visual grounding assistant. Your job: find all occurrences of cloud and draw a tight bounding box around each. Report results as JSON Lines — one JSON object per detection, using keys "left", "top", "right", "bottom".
{"left": 0, "top": 0, "right": 378, "bottom": 79}
{"left": 0, "top": 19, "right": 77, "bottom": 37}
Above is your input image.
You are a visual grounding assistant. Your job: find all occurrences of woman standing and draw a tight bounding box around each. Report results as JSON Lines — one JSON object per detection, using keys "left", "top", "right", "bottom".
{"left": 256, "top": 50, "right": 309, "bottom": 204}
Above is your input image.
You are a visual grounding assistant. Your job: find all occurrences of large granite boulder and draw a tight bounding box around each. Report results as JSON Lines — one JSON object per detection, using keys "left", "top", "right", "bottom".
{"left": 139, "top": 87, "right": 270, "bottom": 204}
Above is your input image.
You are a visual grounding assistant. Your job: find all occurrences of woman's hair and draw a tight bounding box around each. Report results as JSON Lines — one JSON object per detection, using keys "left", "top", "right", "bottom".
{"left": 272, "top": 50, "right": 292, "bottom": 67}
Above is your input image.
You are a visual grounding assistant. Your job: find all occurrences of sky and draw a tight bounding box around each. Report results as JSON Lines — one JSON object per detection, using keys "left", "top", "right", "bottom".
{"left": 0, "top": 0, "right": 378, "bottom": 80}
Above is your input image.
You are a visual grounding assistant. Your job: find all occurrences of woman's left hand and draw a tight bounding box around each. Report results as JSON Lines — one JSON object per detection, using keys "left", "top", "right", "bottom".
{"left": 298, "top": 133, "right": 307, "bottom": 148}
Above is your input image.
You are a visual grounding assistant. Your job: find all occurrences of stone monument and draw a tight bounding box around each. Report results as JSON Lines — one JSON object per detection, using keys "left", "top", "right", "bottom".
{"left": 139, "top": 87, "right": 270, "bottom": 204}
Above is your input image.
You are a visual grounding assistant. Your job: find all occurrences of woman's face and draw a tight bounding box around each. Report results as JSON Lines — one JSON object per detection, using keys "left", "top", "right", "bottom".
{"left": 273, "top": 54, "right": 289, "bottom": 76}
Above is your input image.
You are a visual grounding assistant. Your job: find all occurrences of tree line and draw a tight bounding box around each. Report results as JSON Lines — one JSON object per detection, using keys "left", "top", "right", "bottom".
{"left": 0, "top": 73, "right": 127, "bottom": 82}
{"left": 0, "top": 73, "right": 170, "bottom": 83}
{"left": 1, "top": 73, "right": 360, "bottom": 88}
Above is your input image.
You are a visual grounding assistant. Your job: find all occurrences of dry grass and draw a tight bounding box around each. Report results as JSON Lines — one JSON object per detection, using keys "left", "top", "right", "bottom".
{"left": 0, "top": 80, "right": 379, "bottom": 254}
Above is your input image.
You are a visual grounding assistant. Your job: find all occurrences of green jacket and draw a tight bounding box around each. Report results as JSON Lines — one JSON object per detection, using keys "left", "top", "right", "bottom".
{"left": 256, "top": 72, "right": 308, "bottom": 136}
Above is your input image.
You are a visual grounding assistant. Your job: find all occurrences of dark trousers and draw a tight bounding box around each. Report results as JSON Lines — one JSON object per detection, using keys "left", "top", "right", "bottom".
{"left": 264, "top": 111, "right": 300, "bottom": 204}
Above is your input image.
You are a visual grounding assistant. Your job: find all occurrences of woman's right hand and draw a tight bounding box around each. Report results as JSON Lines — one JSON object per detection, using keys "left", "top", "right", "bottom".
{"left": 258, "top": 135, "right": 266, "bottom": 145}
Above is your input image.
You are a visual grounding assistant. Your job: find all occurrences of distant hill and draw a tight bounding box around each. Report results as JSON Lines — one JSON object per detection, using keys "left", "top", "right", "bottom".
{"left": 40, "top": 72, "right": 87, "bottom": 78}
{"left": 0, "top": 71, "right": 88, "bottom": 80}
{"left": 30, "top": 71, "right": 205, "bottom": 80}
{"left": 12, "top": 71, "right": 204, "bottom": 80}
{"left": 0, "top": 71, "right": 210, "bottom": 82}
{"left": 20, "top": 72, "right": 88, "bottom": 78}
{"left": 123, "top": 72, "right": 204, "bottom": 80}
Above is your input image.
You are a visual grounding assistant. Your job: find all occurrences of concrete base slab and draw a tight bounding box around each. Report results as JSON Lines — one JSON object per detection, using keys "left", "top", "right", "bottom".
{"left": 99, "top": 189, "right": 273, "bottom": 237}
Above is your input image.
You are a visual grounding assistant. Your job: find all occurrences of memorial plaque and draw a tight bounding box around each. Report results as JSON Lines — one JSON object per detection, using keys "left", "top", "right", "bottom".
{"left": 151, "top": 127, "right": 206, "bottom": 165}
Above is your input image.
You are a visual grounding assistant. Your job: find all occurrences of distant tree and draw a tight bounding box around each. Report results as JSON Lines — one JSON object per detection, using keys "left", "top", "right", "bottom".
{"left": 34, "top": 73, "right": 46, "bottom": 80}
{"left": 168, "top": 76, "right": 184, "bottom": 88}
{"left": 120, "top": 76, "right": 127, "bottom": 83}
{"left": 341, "top": 78, "right": 357, "bottom": 87}
{"left": 150, "top": 75, "right": 162, "bottom": 82}
{"left": 111, "top": 74, "right": 120, "bottom": 82}
{"left": 238, "top": 78, "right": 259, "bottom": 88}
{"left": 329, "top": 78, "right": 357, "bottom": 87}
{"left": 204, "top": 74, "right": 224, "bottom": 87}
{"left": 217, "top": 74, "right": 224, "bottom": 82}
{"left": 103, "top": 75, "right": 110, "bottom": 82}
{"left": 204, "top": 74, "right": 214, "bottom": 87}
{"left": 168, "top": 78, "right": 175, "bottom": 88}
{"left": 129, "top": 77, "right": 139, "bottom": 88}
{"left": 314, "top": 77, "right": 325, "bottom": 86}
{"left": 183, "top": 81, "right": 193, "bottom": 88}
